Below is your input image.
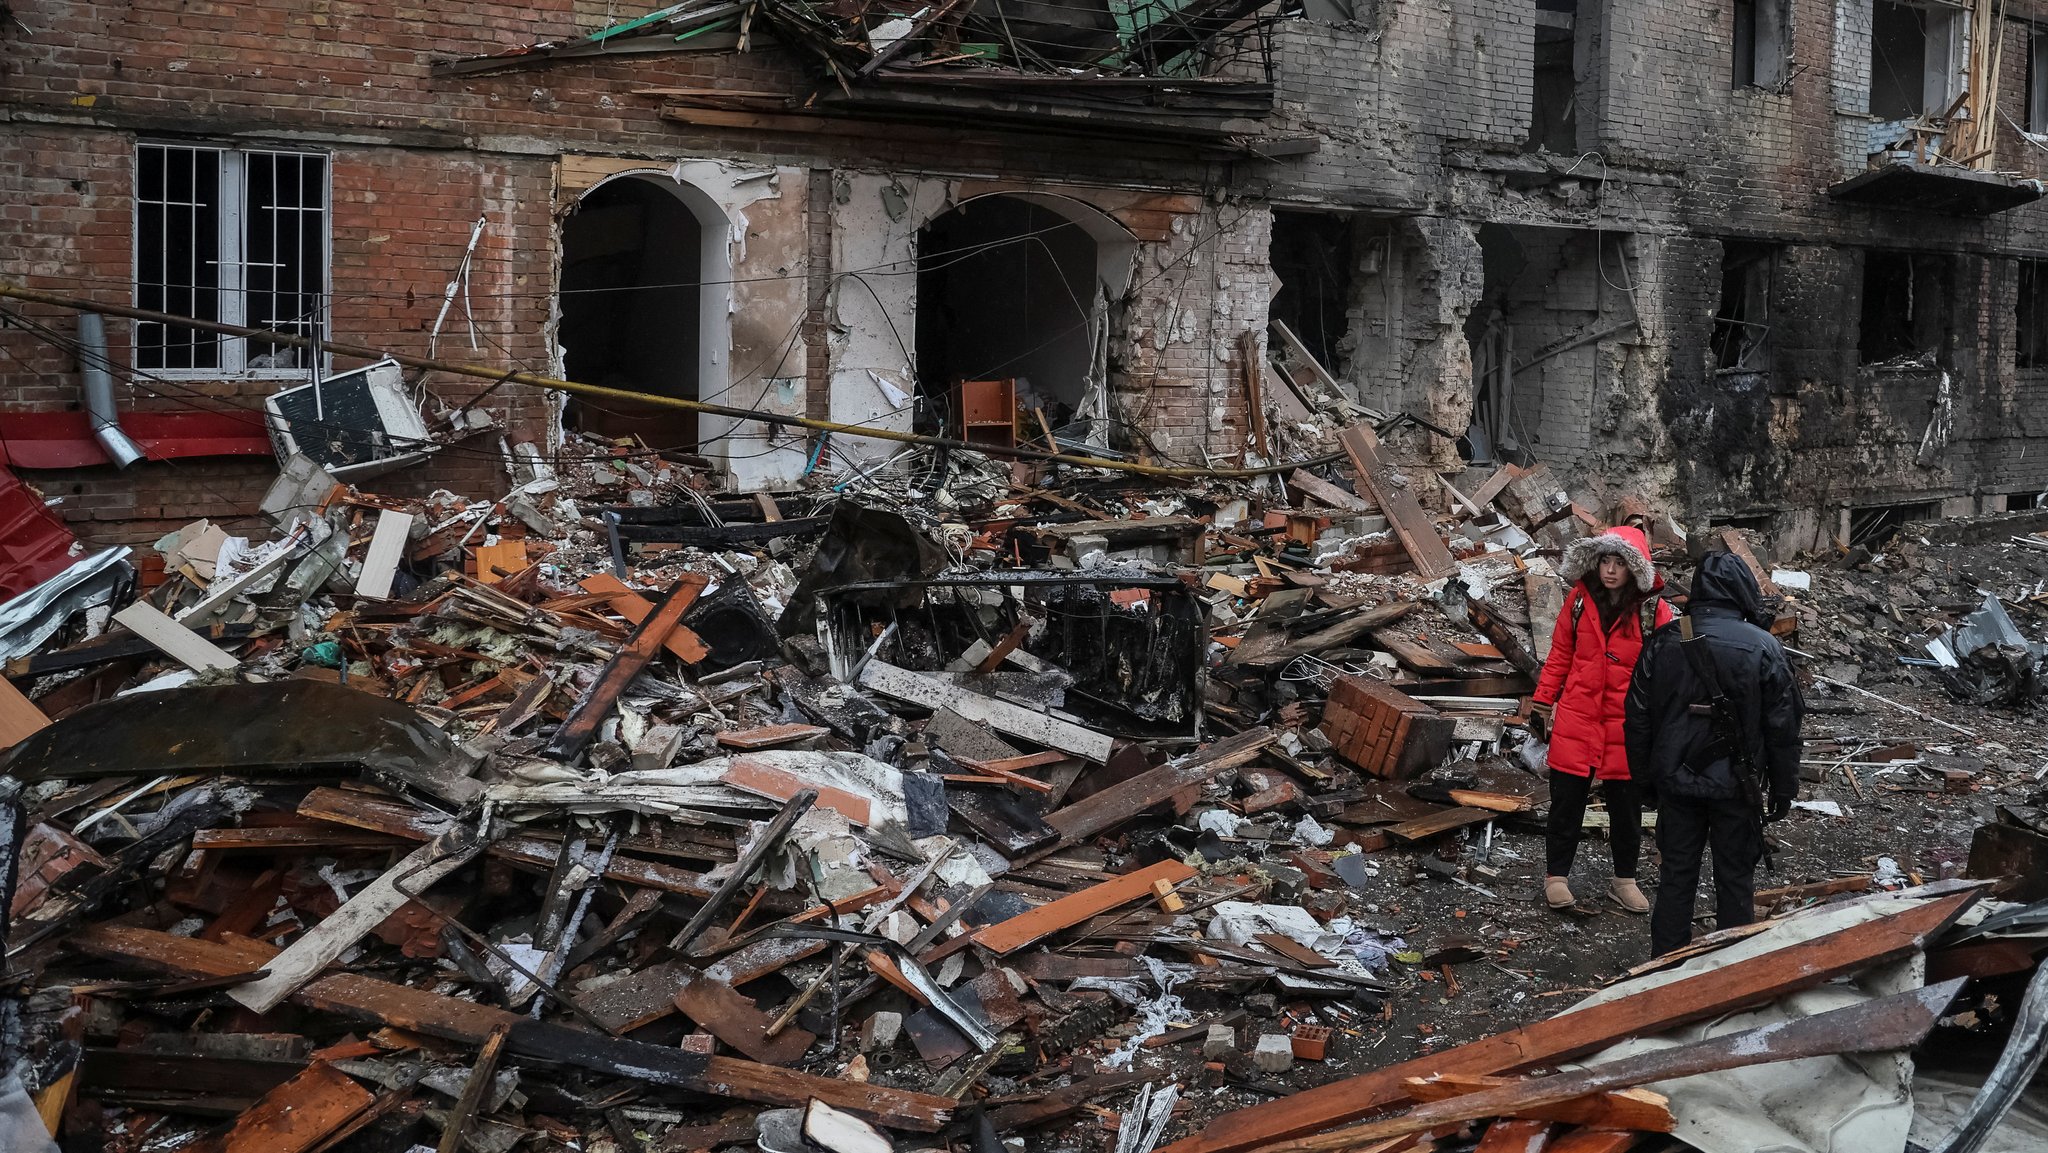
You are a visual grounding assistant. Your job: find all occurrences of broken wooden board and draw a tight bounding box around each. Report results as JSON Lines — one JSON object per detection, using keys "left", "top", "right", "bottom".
{"left": 354, "top": 510, "right": 414, "bottom": 600}
{"left": 1338, "top": 423, "right": 1456, "bottom": 579}
{"left": 230, "top": 839, "right": 469, "bottom": 1014}
{"left": 1156, "top": 891, "right": 1978, "bottom": 1153}
{"left": 68, "top": 925, "right": 957, "bottom": 1131}
{"left": 1288, "top": 470, "right": 1374, "bottom": 512}
{"left": 721, "top": 756, "right": 872, "bottom": 826}
{"left": 1404, "top": 1074, "right": 1671, "bottom": 1132}
{"left": 859, "top": 660, "right": 1113, "bottom": 762}
{"left": 187, "top": 1062, "right": 372, "bottom": 1153}
{"left": 114, "top": 601, "right": 239, "bottom": 673}
{"left": 1041, "top": 728, "right": 1277, "bottom": 851}
{"left": 0, "top": 676, "right": 50, "bottom": 749}
{"left": 297, "top": 787, "right": 713, "bottom": 898}
{"left": 673, "top": 963, "right": 817, "bottom": 1065}
{"left": 471, "top": 540, "right": 527, "bottom": 585}
{"left": 577, "top": 960, "right": 695, "bottom": 1034}
{"left": 1245, "top": 978, "right": 1959, "bottom": 1153}
{"left": 1232, "top": 602, "right": 1418, "bottom": 670}
{"left": 579, "top": 573, "right": 714, "bottom": 664}
{"left": 973, "top": 859, "right": 1196, "bottom": 955}
{"left": 546, "top": 573, "right": 709, "bottom": 761}
{"left": 716, "top": 723, "right": 830, "bottom": 750}
{"left": 1473, "top": 1119, "right": 1554, "bottom": 1152}
{"left": 1542, "top": 1132, "right": 1643, "bottom": 1153}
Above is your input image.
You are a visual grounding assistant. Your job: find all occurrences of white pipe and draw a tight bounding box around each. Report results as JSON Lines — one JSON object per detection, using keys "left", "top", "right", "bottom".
{"left": 77, "top": 313, "right": 144, "bottom": 469}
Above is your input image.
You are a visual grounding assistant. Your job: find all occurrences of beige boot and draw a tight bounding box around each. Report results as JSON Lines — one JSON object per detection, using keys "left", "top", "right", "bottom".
{"left": 1544, "top": 876, "right": 1576, "bottom": 909}
{"left": 1610, "top": 878, "right": 1650, "bottom": 915}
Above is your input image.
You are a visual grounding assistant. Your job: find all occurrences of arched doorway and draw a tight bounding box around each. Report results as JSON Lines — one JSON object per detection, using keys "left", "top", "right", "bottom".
{"left": 913, "top": 194, "right": 1132, "bottom": 444}
{"left": 557, "top": 174, "right": 729, "bottom": 450}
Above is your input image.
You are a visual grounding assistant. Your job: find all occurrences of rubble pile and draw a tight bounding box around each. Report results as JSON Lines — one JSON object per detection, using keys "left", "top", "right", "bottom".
{"left": 0, "top": 422, "right": 2043, "bottom": 1153}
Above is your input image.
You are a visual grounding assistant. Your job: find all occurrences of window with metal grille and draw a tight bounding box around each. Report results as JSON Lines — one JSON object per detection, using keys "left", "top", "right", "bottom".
{"left": 135, "top": 143, "right": 328, "bottom": 375}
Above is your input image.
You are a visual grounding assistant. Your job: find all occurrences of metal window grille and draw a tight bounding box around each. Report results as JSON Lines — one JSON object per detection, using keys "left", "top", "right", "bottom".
{"left": 134, "top": 143, "right": 329, "bottom": 376}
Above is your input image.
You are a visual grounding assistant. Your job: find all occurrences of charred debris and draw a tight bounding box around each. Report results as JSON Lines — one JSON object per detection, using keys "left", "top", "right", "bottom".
{"left": 0, "top": 393, "right": 2046, "bottom": 1153}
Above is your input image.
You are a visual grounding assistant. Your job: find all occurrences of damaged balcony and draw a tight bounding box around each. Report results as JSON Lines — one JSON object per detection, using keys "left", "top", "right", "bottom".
{"left": 1827, "top": 161, "right": 2044, "bottom": 216}
{"left": 439, "top": 0, "right": 1299, "bottom": 154}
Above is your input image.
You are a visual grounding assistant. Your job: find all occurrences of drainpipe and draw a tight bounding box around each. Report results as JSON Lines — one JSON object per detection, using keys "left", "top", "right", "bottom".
{"left": 77, "top": 313, "right": 144, "bottom": 468}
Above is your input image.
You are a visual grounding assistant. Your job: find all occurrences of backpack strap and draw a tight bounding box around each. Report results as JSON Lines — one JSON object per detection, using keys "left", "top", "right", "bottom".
{"left": 1639, "top": 597, "right": 1662, "bottom": 640}
{"left": 1570, "top": 588, "right": 1585, "bottom": 633}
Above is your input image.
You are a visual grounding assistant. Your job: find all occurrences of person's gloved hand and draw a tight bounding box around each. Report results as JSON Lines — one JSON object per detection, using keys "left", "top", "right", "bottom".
{"left": 1528, "top": 701, "right": 1554, "bottom": 741}
{"left": 1767, "top": 792, "right": 1794, "bottom": 822}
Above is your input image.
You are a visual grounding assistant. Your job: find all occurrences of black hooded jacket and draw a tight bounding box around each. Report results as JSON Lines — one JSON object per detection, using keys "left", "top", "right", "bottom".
{"left": 1623, "top": 553, "right": 1803, "bottom": 801}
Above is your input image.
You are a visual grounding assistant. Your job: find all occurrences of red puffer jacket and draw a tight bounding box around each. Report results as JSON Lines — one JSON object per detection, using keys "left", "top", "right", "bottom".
{"left": 1533, "top": 527, "right": 1673, "bottom": 781}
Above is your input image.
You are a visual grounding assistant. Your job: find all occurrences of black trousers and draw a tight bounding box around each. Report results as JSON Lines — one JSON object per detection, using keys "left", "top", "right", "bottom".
{"left": 1545, "top": 769, "right": 1639, "bottom": 879}
{"left": 1651, "top": 793, "right": 1764, "bottom": 956}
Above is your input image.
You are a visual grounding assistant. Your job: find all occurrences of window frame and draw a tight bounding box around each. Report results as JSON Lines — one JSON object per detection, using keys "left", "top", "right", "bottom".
{"left": 132, "top": 141, "right": 333, "bottom": 380}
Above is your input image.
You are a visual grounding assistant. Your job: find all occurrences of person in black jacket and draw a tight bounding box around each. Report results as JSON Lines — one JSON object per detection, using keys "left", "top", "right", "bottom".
{"left": 1623, "top": 552, "right": 1804, "bottom": 956}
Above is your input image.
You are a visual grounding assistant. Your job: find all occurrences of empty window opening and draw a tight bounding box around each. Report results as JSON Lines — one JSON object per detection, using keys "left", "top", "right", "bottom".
{"left": 2032, "top": 33, "right": 2048, "bottom": 131}
{"left": 1732, "top": 0, "right": 1788, "bottom": 89}
{"left": 2020, "top": 259, "right": 2048, "bottom": 368}
{"left": 1868, "top": 1, "right": 1964, "bottom": 122}
{"left": 136, "top": 143, "right": 328, "bottom": 374}
{"left": 1849, "top": 500, "right": 1938, "bottom": 547}
{"left": 1995, "top": 489, "right": 2047, "bottom": 511}
{"left": 915, "top": 196, "right": 1102, "bottom": 440}
{"left": 558, "top": 176, "right": 707, "bottom": 448}
{"left": 1860, "top": 250, "right": 1954, "bottom": 364}
{"left": 1528, "top": 0, "right": 1581, "bottom": 154}
{"left": 1712, "top": 242, "right": 1774, "bottom": 371}
{"left": 1269, "top": 210, "right": 1356, "bottom": 379}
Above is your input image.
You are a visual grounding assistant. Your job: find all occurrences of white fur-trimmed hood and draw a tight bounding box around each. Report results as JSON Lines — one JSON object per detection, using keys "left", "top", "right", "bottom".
{"left": 1559, "top": 527, "right": 1658, "bottom": 593}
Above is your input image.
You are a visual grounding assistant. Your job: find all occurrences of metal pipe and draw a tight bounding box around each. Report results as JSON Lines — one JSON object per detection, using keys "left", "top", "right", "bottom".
{"left": 76, "top": 313, "right": 145, "bottom": 468}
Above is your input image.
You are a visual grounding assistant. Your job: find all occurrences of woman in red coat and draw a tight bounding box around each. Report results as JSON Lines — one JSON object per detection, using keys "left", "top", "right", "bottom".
{"left": 1531, "top": 525, "right": 1672, "bottom": 912}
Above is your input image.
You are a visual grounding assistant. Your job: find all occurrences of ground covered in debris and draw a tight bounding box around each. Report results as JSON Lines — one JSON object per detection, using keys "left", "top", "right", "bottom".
{"left": 0, "top": 431, "right": 2043, "bottom": 1153}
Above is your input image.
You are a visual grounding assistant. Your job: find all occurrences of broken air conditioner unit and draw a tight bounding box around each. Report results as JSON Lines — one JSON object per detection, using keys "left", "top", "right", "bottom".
{"left": 265, "top": 358, "right": 435, "bottom": 481}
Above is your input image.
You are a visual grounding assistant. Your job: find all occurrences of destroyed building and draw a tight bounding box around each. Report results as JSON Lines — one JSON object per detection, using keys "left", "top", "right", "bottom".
{"left": 7, "top": 1, "right": 2048, "bottom": 551}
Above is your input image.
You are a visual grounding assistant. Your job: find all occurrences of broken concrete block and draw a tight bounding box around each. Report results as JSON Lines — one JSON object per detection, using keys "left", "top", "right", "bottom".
{"left": 861, "top": 1010, "right": 903, "bottom": 1052}
{"left": 1245, "top": 994, "right": 1279, "bottom": 1018}
{"left": 1252, "top": 1033, "right": 1294, "bottom": 1074}
{"left": 1203, "top": 1023, "right": 1238, "bottom": 1060}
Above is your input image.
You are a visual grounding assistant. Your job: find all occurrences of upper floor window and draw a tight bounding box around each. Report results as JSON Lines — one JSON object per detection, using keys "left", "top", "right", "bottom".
{"left": 1867, "top": 0, "right": 1965, "bottom": 122}
{"left": 2030, "top": 32, "right": 2048, "bottom": 132}
{"left": 1732, "top": 0, "right": 1788, "bottom": 89}
{"left": 136, "top": 143, "right": 328, "bottom": 375}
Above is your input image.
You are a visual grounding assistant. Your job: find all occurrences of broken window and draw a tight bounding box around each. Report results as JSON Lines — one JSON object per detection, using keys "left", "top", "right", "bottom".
{"left": 558, "top": 176, "right": 708, "bottom": 447}
{"left": 1859, "top": 250, "right": 1954, "bottom": 364}
{"left": 135, "top": 143, "right": 328, "bottom": 374}
{"left": 915, "top": 196, "right": 1104, "bottom": 440}
{"left": 1868, "top": 0, "right": 1964, "bottom": 122}
{"left": 2020, "top": 260, "right": 2048, "bottom": 368}
{"left": 1712, "top": 243, "right": 1773, "bottom": 371}
{"left": 1732, "top": 0, "right": 1787, "bottom": 89}
{"left": 2031, "top": 32, "right": 2048, "bottom": 131}
{"left": 1268, "top": 210, "right": 1356, "bottom": 380}
{"left": 1849, "top": 500, "right": 1938, "bottom": 547}
{"left": 1528, "top": 0, "right": 1581, "bottom": 154}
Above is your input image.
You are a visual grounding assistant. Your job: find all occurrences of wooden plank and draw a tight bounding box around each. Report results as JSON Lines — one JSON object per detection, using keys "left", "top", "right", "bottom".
{"left": 577, "top": 960, "right": 693, "bottom": 1034}
{"left": 0, "top": 677, "right": 50, "bottom": 749}
{"left": 1041, "top": 728, "right": 1277, "bottom": 849}
{"left": 230, "top": 840, "right": 469, "bottom": 1014}
{"left": 721, "top": 757, "right": 869, "bottom": 825}
{"left": 716, "top": 723, "right": 830, "bottom": 750}
{"left": 1288, "top": 470, "right": 1373, "bottom": 512}
{"left": 66, "top": 926, "right": 957, "bottom": 1131}
{"left": 578, "top": 573, "right": 714, "bottom": 664}
{"left": 1155, "top": 891, "right": 1978, "bottom": 1153}
{"left": 436, "top": 1025, "right": 510, "bottom": 1153}
{"left": 1383, "top": 806, "right": 1496, "bottom": 842}
{"left": 858, "top": 660, "right": 1113, "bottom": 761}
{"left": 1468, "top": 466, "right": 1516, "bottom": 508}
{"left": 297, "top": 787, "right": 713, "bottom": 898}
{"left": 673, "top": 964, "right": 816, "bottom": 1064}
{"left": 972, "top": 859, "right": 1195, "bottom": 955}
{"left": 1474, "top": 1120, "right": 1554, "bottom": 1153}
{"left": 1339, "top": 423, "right": 1457, "bottom": 579}
{"left": 114, "top": 601, "right": 239, "bottom": 672}
{"left": 188, "top": 1063, "right": 372, "bottom": 1153}
{"left": 1256, "top": 933, "right": 1334, "bottom": 969}
{"left": 354, "top": 511, "right": 414, "bottom": 600}
{"left": 1404, "top": 1075, "right": 1671, "bottom": 1131}
{"left": 1242, "top": 978, "right": 1958, "bottom": 1153}
{"left": 545, "top": 573, "right": 708, "bottom": 761}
